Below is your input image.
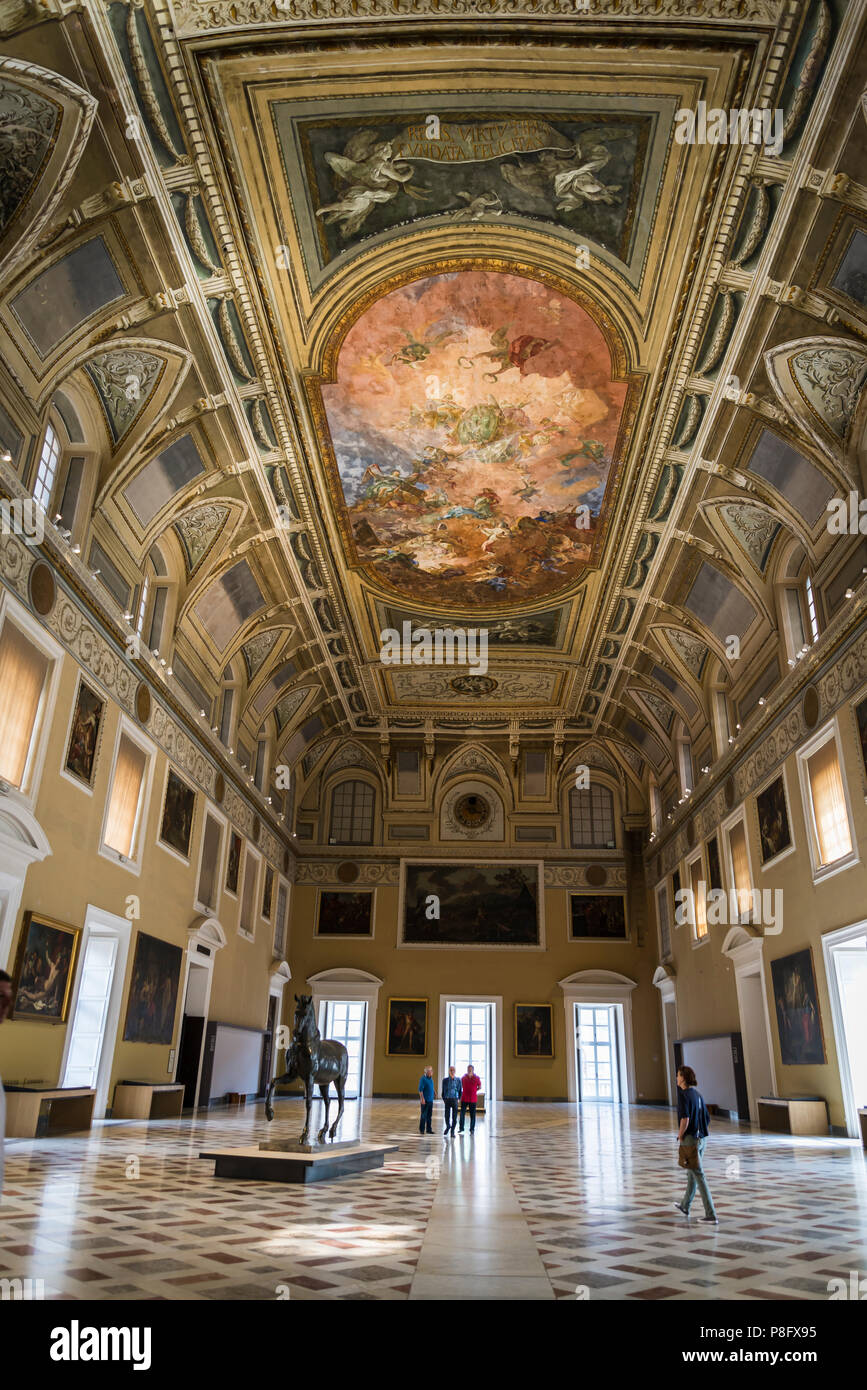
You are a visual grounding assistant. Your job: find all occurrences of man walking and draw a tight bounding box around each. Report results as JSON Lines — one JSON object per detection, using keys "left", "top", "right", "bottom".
{"left": 418, "top": 1064, "right": 434, "bottom": 1134}
{"left": 459, "top": 1063, "right": 481, "bottom": 1134}
{"left": 441, "top": 1065, "right": 461, "bottom": 1135}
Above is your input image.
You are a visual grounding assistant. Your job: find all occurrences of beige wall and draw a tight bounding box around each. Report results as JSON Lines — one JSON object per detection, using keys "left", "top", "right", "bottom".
{"left": 662, "top": 700, "right": 867, "bottom": 1130}
{"left": 286, "top": 877, "right": 667, "bottom": 1102}
{"left": 0, "top": 630, "right": 281, "bottom": 1104}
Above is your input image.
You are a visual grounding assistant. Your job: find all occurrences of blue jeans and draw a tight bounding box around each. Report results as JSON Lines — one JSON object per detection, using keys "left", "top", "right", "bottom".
{"left": 419, "top": 1101, "right": 433, "bottom": 1133}
{"left": 681, "top": 1135, "right": 717, "bottom": 1218}
{"left": 443, "top": 1099, "right": 458, "bottom": 1132}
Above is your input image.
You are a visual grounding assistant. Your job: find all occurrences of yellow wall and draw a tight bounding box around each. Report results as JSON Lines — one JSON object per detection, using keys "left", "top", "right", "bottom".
{"left": 286, "top": 878, "right": 667, "bottom": 1102}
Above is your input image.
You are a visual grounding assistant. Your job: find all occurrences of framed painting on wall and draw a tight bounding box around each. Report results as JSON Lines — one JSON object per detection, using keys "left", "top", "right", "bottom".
{"left": 159, "top": 767, "right": 196, "bottom": 859}
{"left": 853, "top": 692, "right": 867, "bottom": 783}
{"left": 569, "top": 893, "right": 627, "bottom": 941}
{"left": 122, "top": 931, "right": 183, "bottom": 1045}
{"left": 261, "top": 864, "right": 274, "bottom": 920}
{"left": 514, "top": 1003, "right": 554, "bottom": 1058}
{"left": 63, "top": 678, "right": 105, "bottom": 788}
{"left": 770, "top": 947, "right": 826, "bottom": 1066}
{"left": 706, "top": 835, "right": 723, "bottom": 892}
{"left": 399, "top": 860, "right": 542, "bottom": 947}
{"left": 10, "top": 912, "right": 80, "bottom": 1023}
{"left": 225, "top": 830, "right": 242, "bottom": 894}
{"left": 755, "top": 774, "right": 793, "bottom": 865}
{"left": 316, "top": 890, "right": 373, "bottom": 937}
{"left": 386, "top": 997, "right": 427, "bottom": 1056}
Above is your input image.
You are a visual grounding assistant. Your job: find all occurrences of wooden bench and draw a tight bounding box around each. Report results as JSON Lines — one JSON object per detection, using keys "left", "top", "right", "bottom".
{"left": 757, "top": 1095, "right": 829, "bottom": 1137}
{"left": 4, "top": 1086, "right": 96, "bottom": 1138}
{"left": 859, "top": 1108, "right": 867, "bottom": 1149}
{"left": 112, "top": 1082, "right": 185, "bottom": 1121}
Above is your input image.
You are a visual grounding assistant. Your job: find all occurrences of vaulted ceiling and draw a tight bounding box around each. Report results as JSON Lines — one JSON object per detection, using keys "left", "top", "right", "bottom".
{"left": 1, "top": 0, "right": 866, "bottom": 830}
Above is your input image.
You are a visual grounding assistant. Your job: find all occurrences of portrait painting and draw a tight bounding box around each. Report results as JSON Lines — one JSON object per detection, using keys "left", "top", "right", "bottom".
{"left": 11, "top": 913, "right": 80, "bottom": 1023}
{"left": 122, "top": 931, "right": 183, "bottom": 1045}
{"left": 854, "top": 693, "right": 867, "bottom": 781}
{"left": 515, "top": 1003, "right": 554, "bottom": 1058}
{"left": 316, "top": 890, "right": 373, "bottom": 937}
{"left": 262, "top": 864, "right": 274, "bottom": 920}
{"left": 159, "top": 768, "right": 196, "bottom": 859}
{"left": 319, "top": 269, "right": 634, "bottom": 609}
{"left": 226, "top": 830, "right": 242, "bottom": 894}
{"left": 756, "top": 775, "right": 792, "bottom": 864}
{"left": 770, "top": 948, "right": 826, "bottom": 1066}
{"left": 706, "top": 835, "right": 723, "bottom": 893}
{"left": 401, "top": 861, "right": 541, "bottom": 946}
{"left": 569, "top": 893, "right": 627, "bottom": 941}
{"left": 386, "top": 997, "right": 427, "bottom": 1056}
{"left": 63, "top": 680, "right": 104, "bottom": 788}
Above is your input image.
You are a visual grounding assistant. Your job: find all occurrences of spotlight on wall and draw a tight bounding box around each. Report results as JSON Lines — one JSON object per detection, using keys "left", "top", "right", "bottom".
{"left": 123, "top": 612, "right": 133, "bottom": 622}
{"left": 758, "top": 697, "right": 766, "bottom": 707}
{"left": 166, "top": 667, "right": 173, "bottom": 676}
{"left": 1, "top": 450, "right": 11, "bottom": 463}
{"left": 845, "top": 588, "right": 854, "bottom": 599}
{"left": 72, "top": 544, "right": 80, "bottom": 554}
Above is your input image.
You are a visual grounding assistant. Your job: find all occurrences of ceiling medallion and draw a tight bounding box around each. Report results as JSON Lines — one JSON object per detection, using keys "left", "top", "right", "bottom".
{"left": 450, "top": 674, "right": 498, "bottom": 697}
{"left": 453, "top": 793, "right": 491, "bottom": 830}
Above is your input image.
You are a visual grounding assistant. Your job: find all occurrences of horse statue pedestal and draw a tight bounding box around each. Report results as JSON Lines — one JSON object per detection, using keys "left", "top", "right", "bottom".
{"left": 198, "top": 1140, "right": 398, "bottom": 1184}
{"left": 259, "top": 1138, "right": 360, "bottom": 1155}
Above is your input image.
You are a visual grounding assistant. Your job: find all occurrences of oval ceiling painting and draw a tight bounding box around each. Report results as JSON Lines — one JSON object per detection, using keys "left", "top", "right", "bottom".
{"left": 319, "top": 270, "right": 633, "bottom": 607}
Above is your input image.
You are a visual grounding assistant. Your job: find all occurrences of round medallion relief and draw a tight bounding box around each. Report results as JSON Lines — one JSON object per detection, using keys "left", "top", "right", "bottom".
{"left": 585, "top": 864, "right": 607, "bottom": 888}
{"left": 135, "top": 683, "right": 151, "bottom": 724}
{"left": 214, "top": 771, "right": 225, "bottom": 804}
{"left": 453, "top": 793, "right": 490, "bottom": 829}
{"left": 28, "top": 561, "right": 55, "bottom": 616}
{"left": 724, "top": 774, "right": 735, "bottom": 810}
{"left": 337, "top": 862, "right": 359, "bottom": 884}
{"left": 803, "top": 685, "right": 820, "bottom": 730}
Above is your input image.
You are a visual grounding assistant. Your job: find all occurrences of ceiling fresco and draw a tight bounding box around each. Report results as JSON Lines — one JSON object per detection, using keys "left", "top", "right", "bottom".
{"left": 277, "top": 106, "right": 653, "bottom": 268}
{"left": 317, "top": 268, "right": 633, "bottom": 608}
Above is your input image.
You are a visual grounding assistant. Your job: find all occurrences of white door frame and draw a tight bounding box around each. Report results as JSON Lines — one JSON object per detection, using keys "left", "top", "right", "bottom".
{"left": 176, "top": 916, "right": 227, "bottom": 1107}
{"left": 308, "top": 968, "right": 382, "bottom": 1099}
{"left": 722, "top": 926, "right": 777, "bottom": 1125}
{"left": 559, "top": 970, "right": 638, "bottom": 1104}
{"left": 268, "top": 959, "right": 292, "bottom": 1078}
{"left": 652, "top": 964, "right": 678, "bottom": 1106}
{"left": 821, "top": 918, "right": 867, "bottom": 1139}
{"left": 0, "top": 788, "right": 52, "bottom": 970}
{"left": 439, "top": 993, "right": 503, "bottom": 1103}
{"left": 59, "top": 904, "right": 131, "bottom": 1119}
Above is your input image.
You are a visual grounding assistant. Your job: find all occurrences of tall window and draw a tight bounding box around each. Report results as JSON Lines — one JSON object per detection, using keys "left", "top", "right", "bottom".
{"left": 727, "top": 819, "right": 753, "bottom": 918}
{"left": 804, "top": 575, "right": 820, "bottom": 643}
{"left": 0, "top": 620, "right": 50, "bottom": 789}
{"left": 32, "top": 424, "right": 60, "bottom": 512}
{"left": 688, "top": 855, "right": 708, "bottom": 941}
{"left": 656, "top": 882, "right": 671, "bottom": 960}
{"left": 569, "top": 784, "right": 615, "bottom": 848}
{"left": 196, "top": 812, "right": 223, "bottom": 911}
{"left": 329, "top": 779, "right": 375, "bottom": 844}
{"left": 103, "top": 734, "right": 148, "bottom": 860}
{"left": 136, "top": 574, "right": 150, "bottom": 636}
{"left": 803, "top": 735, "right": 853, "bottom": 868}
{"left": 238, "top": 852, "right": 259, "bottom": 937}
{"left": 274, "top": 881, "right": 288, "bottom": 956}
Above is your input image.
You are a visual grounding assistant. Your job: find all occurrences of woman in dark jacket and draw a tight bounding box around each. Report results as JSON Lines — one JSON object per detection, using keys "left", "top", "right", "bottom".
{"left": 674, "top": 1066, "right": 719, "bottom": 1223}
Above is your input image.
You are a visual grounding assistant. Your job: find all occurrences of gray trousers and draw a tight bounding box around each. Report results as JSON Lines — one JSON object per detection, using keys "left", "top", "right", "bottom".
{"left": 681, "top": 1135, "right": 717, "bottom": 1218}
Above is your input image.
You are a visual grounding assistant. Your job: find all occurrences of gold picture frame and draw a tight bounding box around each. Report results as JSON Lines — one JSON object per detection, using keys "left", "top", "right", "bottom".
{"left": 386, "top": 996, "right": 428, "bottom": 1057}
{"left": 10, "top": 911, "right": 81, "bottom": 1024}
{"left": 514, "top": 1002, "right": 554, "bottom": 1058}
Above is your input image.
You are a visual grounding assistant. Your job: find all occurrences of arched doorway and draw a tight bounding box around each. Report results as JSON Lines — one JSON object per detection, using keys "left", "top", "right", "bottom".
{"left": 559, "top": 970, "right": 638, "bottom": 1104}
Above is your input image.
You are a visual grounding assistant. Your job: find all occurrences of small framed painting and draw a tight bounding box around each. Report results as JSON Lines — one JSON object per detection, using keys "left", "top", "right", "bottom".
{"left": 706, "top": 835, "right": 723, "bottom": 892}
{"left": 569, "top": 893, "right": 627, "bottom": 941}
{"left": 386, "top": 997, "right": 427, "bottom": 1056}
{"left": 63, "top": 678, "right": 105, "bottom": 789}
{"left": 225, "top": 830, "right": 243, "bottom": 894}
{"left": 853, "top": 692, "right": 867, "bottom": 784}
{"left": 11, "top": 912, "right": 80, "bottom": 1023}
{"left": 123, "top": 931, "right": 183, "bottom": 1045}
{"left": 159, "top": 767, "right": 196, "bottom": 859}
{"left": 515, "top": 1003, "right": 553, "bottom": 1058}
{"left": 755, "top": 773, "right": 793, "bottom": 865}
{"left": 316, "top": 889, "right": 373, "bottom": 937}
{"left": 770, "top": 947, "right": 826, "bottom": 1066}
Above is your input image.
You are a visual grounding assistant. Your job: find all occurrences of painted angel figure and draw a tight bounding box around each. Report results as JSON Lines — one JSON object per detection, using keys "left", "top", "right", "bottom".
{"left": 316, "top": 130, "right": 427, "bottom": 238}
{"left": 500, "top": 141, "right": 621, "bottom": 212}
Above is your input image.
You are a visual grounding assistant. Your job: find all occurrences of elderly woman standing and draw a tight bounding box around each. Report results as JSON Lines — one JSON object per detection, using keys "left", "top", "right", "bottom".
{"left": 674, "top": 1066, "right": 719, "bottom": 1224}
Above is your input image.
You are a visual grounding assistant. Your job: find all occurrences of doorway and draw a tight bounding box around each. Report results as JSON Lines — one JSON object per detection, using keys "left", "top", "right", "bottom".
{"left": 662, "top": 998, "right": 679, "bottom": 1105}
{"left": 575, "top": 1003, "right": 623, "bottom": 1102}
{"left": 443, "top": 1000, "right": 496, "bottom": 1103}
{"left": 321, "top": 999, "right": 367, "bottom": 1099}
{"left": 737, "top": 969, "right": 775, "bottom": 1120}
{"left": 60, "top": 905, "right": 130, "bottom": 1118}
{"left": 823, "top": 922, "right": 867, "bottom": 1138}
{"left": 176, "top": 958, "right": 210, "bottom": 1108}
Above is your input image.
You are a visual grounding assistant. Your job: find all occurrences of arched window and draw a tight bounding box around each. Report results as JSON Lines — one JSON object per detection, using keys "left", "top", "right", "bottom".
{"left": 649, "top": 776, "right": 662, "bottom": 835}
{"left": 569, "top": 783, "right": 615, "bottom": 849}
{"left": 32, "top": 423, "right": 60, "bottom": 512}
{"left": 218, "top": 661, "right": 239, "bottom": 749}
{"left": 675, "top": 720, "right": 693, "bottom": 796}
{"left": 329, "top": 779, "right": 375, "bottom": 845}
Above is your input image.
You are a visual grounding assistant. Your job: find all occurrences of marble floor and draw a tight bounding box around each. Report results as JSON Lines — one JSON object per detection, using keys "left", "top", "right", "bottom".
{"left": 2, "top": 1099, "right": 866, "bottom": 1300}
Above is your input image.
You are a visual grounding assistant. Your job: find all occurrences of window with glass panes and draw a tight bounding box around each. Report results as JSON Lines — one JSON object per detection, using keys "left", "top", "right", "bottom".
{"left": 323, "top": 1000, "right": 366, "bottom": 1097}
{"left": 448, "top": 1003, "right": 490, "bottom": 1091}
{"left": 569, "top": 784, "right": 615, "bottom": 848}
{"left": 329, "top": 779, "right": 375, "bottom": 844}
{"left": 33, "top": 424, "right": 60, "bottom": 512}
{"left": 577, "top": 1004, "right": 617, "bottom": 1101}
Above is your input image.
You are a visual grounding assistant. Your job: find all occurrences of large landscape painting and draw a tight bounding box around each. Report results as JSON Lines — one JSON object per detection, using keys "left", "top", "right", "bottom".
{"left": 320, "top": 269, "right": 630, "bottom": 607}
{"left": 401, "top": 861, "right": 541, "bottom": 946}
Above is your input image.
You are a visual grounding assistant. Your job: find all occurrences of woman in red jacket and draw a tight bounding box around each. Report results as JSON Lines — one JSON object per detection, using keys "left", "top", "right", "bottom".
{"left": 459, "top": 1064, "right": 482, "bottom": 1134}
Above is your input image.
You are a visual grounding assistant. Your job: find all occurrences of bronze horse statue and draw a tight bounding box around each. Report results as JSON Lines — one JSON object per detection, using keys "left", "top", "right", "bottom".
{"left": 264, "top": 993, "right": 349, "bottom": 1145}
